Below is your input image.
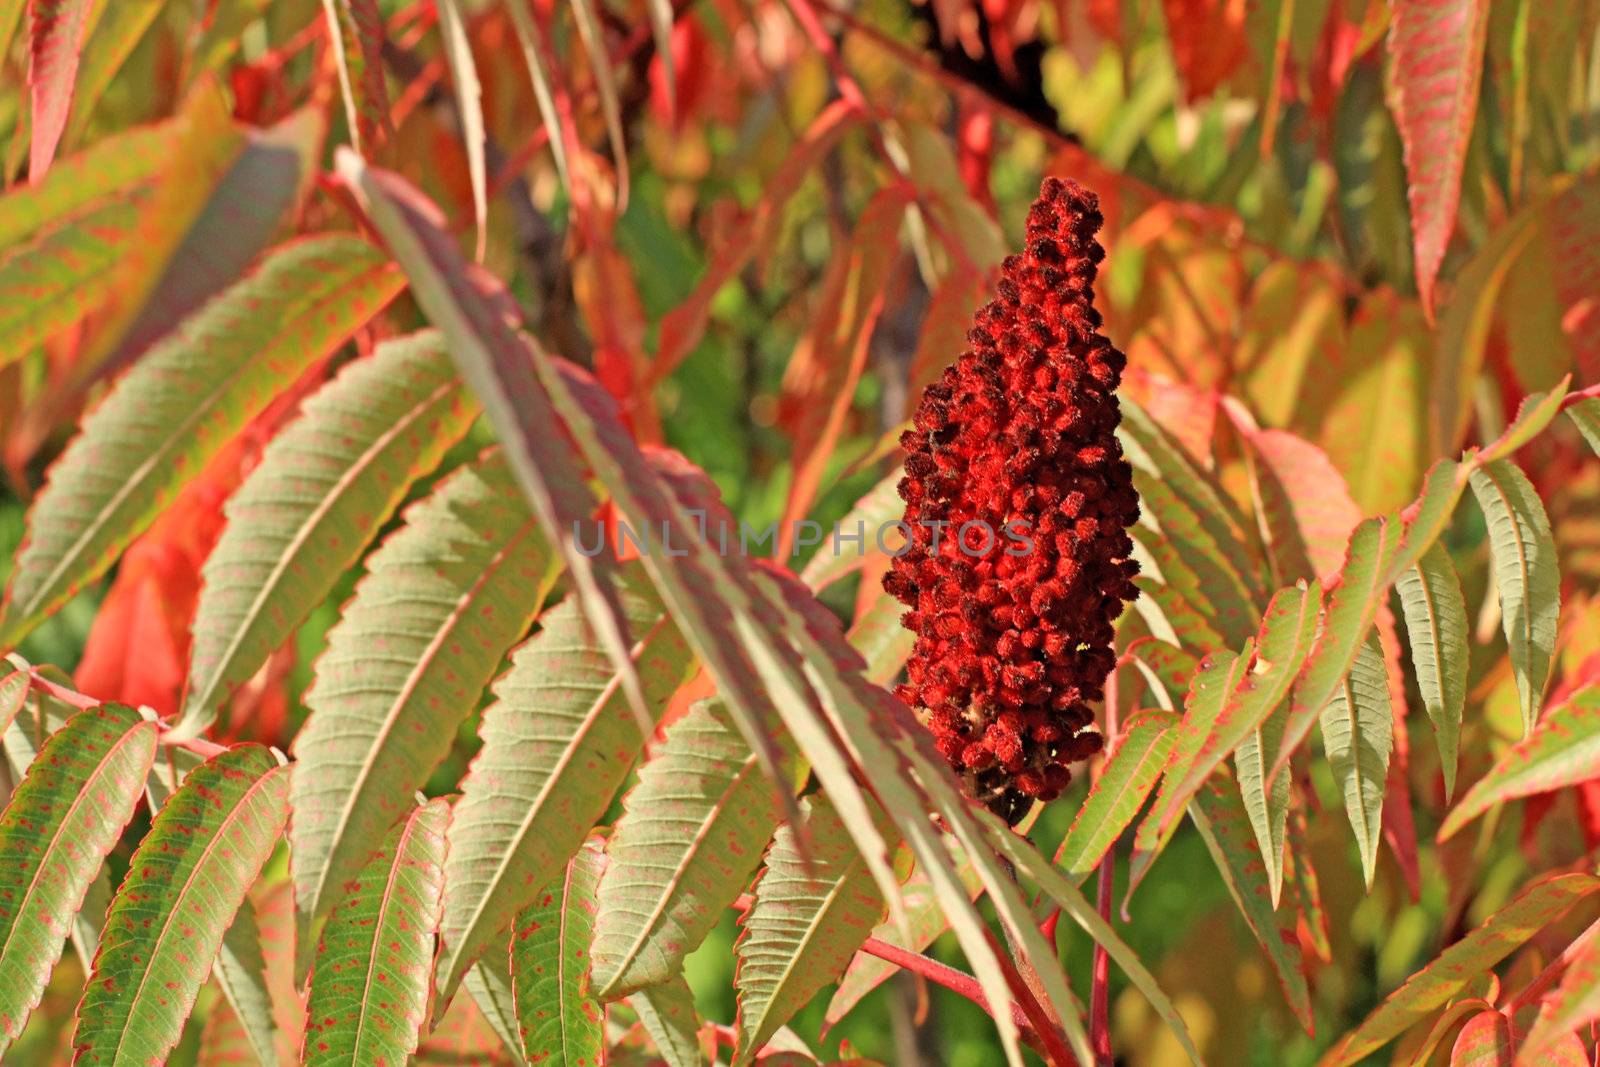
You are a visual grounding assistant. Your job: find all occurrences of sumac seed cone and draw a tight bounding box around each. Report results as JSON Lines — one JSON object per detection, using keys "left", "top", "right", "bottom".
{"left": 885, "top": 176, "right": 1141, "bottom": 825}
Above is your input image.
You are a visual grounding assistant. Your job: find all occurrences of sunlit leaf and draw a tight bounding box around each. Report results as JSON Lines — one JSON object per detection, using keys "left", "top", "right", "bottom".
{"left": 72, "top": 745, "right": 290, "bottom": 1065}
{"left": 631, "top": 975, "right": 704, "bottom": 1067}
{"left": 1469, "top": 459, "right": 1560, "bottom": 733}
{"left": 0, "top": 235, "right": 402, "bottom": 653}
{"left": 1056, "top": 710, "right": 1177, "bottom": 881}
{"left": 590, "top": 699, "right": 799, "bottom": 1000}
{"left": 1396, "top": 543, "right": 1469, "bottom": 798}
{"left": 1449, "top": 1010, "right": 1511, "bottom": 1066}
{"left": 26, "top": 0, "right": 93, "bottom": 181}
{"left": 511, "top": 839, "right": 606, "bottom": 1066}
{"left": 438, "top": 574, "right": 693, "bottom": 1001}
{"left": 180, "top": 331, "right": 477, "bottom": 738}
{"left": 1521, "top": 920, "right": 1600, "bottom": 1062}
{"left": 211, "top": 899, "right": 279, "bottom": 1067}
{"left": 733, "top": 796, "right": 887, "bottom": 1065}
{"left": 1440, "top": 688, "right": 1600, "bottom": 840}
{"left": 1319, "top": 872, "right": 1600, "bottom": 1065}
{"left": 1319, "top": 638, "right": 1393, "bottom": 887}
{"left": 1387, "top": 0, "right": 1490, "bottom": 315}
{"left": 303, "top": 797, "right": 448, "bottom": 1066}
{"left": 436, "top": 0, "right": 486, "bottom": 258}
{"left": 290, "top": 450, "right": 559, "bottom": 940}
{"left": 1568, "top": 398, "right": 1600, "bottom": 456}
{"left": 0, "top": 703, "right": 154, "bottom": 1055}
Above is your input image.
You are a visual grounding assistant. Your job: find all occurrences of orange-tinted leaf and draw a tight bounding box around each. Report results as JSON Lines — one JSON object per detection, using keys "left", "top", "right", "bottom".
{"left": 1387, "top": 0, "right": 1491, "bottom": 315}
{"left": 1450, "top": 1011, "right": 1512, "bottom": 1066}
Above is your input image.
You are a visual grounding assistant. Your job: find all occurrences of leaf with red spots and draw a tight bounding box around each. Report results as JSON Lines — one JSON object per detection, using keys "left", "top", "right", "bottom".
{"left": 438, "top": 571, "right": 693, "bottom": 1003}
{"left": 511, "top": 838, "right": 606, "bottom": 1066}
{"left": 1449, "top": 1010, "right": 1512, "bottom": 1066}
{"left": 72, "top": 744, "right": 289, "bottom": 1065}
{"left": 590, "top": 699, "right": 801, "bottom": 1001}
{"left": 1439, "top": 688, "right": 1600, "bottom": 841}
{"left": 630, "top": 974, "right": 703, "bottom": 1067}
{"left": 179, "top": 331, "right": 478, "bottom": 738}
{"left": 0, "top": 235, "right": 403, "bottom": 655}
{"left": 321, "top": 0, "right": 394, "bottom": 153}
{"left": 290, "top": 449, "right": 560, "bottom": 949}
{"left": 302, "top": 797, "right": 448, "bottom": 1067}
{"left": 0, "top": 702, "right": 154, "bottom": 1057}
{"left": 1320, "top": 871, "right": 1600, "bottom": 1065}
{"left": 1386, "top": 0, "right": 1490, "bottom": 315}
{"left": 26, "top": 0, "right": 92, "bottom": 181}
{"left": 733, "top": 796, "right": 887, "bottom": 1066}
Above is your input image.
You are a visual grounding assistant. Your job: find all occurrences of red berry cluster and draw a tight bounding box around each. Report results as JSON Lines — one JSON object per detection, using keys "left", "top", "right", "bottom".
{"left": 884, "top": 177, "right": 1140, "bottom": 824}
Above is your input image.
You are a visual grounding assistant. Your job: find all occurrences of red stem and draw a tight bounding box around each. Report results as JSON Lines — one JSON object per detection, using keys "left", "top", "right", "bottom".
{"left": 1089, "top": 860, "right": 1114, "bottom": 1065}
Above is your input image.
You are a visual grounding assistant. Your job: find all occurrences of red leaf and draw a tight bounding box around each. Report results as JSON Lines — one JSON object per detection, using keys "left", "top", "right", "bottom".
{"left": 1162, "top": 0, "right": 1249, "bottom": 100}
{"left": 1387, "top": 0, "right": 1490, "bottom": 316}
{"left": 26, "top": 0, "right": 91, "bottom": 182}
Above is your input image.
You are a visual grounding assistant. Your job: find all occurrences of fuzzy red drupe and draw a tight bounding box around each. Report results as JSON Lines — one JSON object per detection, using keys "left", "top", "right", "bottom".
{"left": 885, "top": 177, "right": 1141, "bottom": 824}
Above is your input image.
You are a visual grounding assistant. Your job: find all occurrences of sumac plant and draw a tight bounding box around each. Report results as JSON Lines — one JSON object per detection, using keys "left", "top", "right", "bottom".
{"left": 1, "top": 2, "right": 1599, "bottom": 1066}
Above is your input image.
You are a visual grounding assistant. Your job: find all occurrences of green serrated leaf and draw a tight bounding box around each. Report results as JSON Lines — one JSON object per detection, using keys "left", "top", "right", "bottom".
{"left": 1440, "top": 688, "right": 1600, "bottom": 840}
{"left": 0, "top": 235, "right": 403, "bottom": 652}
{"left": 799, "top": 470, "right": 900, "bottom": 591}
{"left": 290, "top": 449, "right": 559, "bottom": 938}
{"left": 631, "top": 975, "right": 704, "bottom": 1067}
{"left": 1469, "top": 459, "right": 1560, "bottom": 734}
{"left": 72, "top": 745, "right": 290, "bottom": 1066}
{"left": 1056, "top": 711, "right": 1178, "bottom": 881}
{"left": 511, "top": 839, "right": 606, "bottom": 1066}
{"left": 1395, "top": 544, "right": 1469, "bottom": 799}
{"left": 464, "top": 956, "right": 527, "bottom": 1067}
{"left": 733, "top": 796, "right": 887, "bottom": 1066}
{"left": 1568, "top": 398, "right": 1600, "bottom": 455}
{"left": 303, "top": 797, "right": 449, "bottom": 1066}
{"left": 590, "top": 700, "right": 799, "bottom": 1001}
{"left": 1321, "top": 873, "right": 1600, "bottom": 1066}
{"left": 439, "top": 573, "right": 693, "bottom": 1001}
{"left": 179, "top": 330, "right": 477, "bottom": 738}
{"left": 1234, "top": 706, "right": 1292, "bottom": 906}
{"left": 1274, "top": 515, "right": 1402, "bottom": 777}
{"left": 1190, "top": 768, "right": 1313, "bottom": 1032}
{"left": 1318, "top": 639, "right": 1393, "bottom": 888}
{"left": 212, "top": 898, "right": 279, "bottom": 1067}
{"left": 0, "top": 703, "right": 154, "bottom": 1055}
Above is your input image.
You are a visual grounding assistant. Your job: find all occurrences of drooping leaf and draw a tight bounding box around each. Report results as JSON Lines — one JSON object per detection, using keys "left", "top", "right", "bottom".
{"left": 462, "top": 955, "right": 526, "bottom": 1067}
{"left": 1056, "top": 711, "right": 1178, "bottom": 881}
{"left": 72, "top": 745, "right": 290, "bottom": 1066}
{"left": 0, "top": 703, "right": 154, "bottom": 1055}
{"left": 334, "top": 151, "right": 657, "bottom": 766}
{"left": 290, "top": 450, "right": 558, "bottom": 936}
{"left": 26, "top": 0, "right": 93, "bottom": 181}
{"left": 510, "top": 839, "right": 606, "bottom": 1066}
{"left": 438, "top": 574, "right": 693, "bottom": 1000}
{"left": 1387, "top": 0, "right": 1491, "bottom": 315}
{"left": 1319, "top": 638, "right": 1393, "bottom": 887}
{"left": 1151, "top": 581, "right": 1320, "bottom": 839}
{"left": 1190, "top": 769, "right": 1313, "bottom": 1032}
{"left": 733, "top": 796, "right": 888, "bottom": 1065}
{"left": 590, "top": 700, "right": 800, "bottom": 1000}
{"left": 211, "top": 899, "right": 279, "bottom": 1067}
{"left": 1234, "top": 705, "right": 1293, "bottom": 906}
{"left": 302, "top": 797, "right": 449, "bottom": 1067}
{"left": 1319, "top": 872, "right": 1600, "bottom": 1066}
{"left": 1274, "top": 516, "right": 1404, "bottom": 777}
{"left": 1396, "top": 543, "right": 1469, "bottom": 798}
{"left": 1439, "top": 688, "right": 1600, "bottom": 840}
{"left": 1469, "top": 459, "right": 1560, "bottom": 733}
{"left": 179, "top": 331, "right": 477, "bottom": 737}
{"left": 1521, "top": 921, "right": 1600, "bottom": 1062}
{"left": 0, "top": 235, "right": 402, "bottom": 652}
{"left": 630, "top": 975, "right": 704, "bottom": 1067}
